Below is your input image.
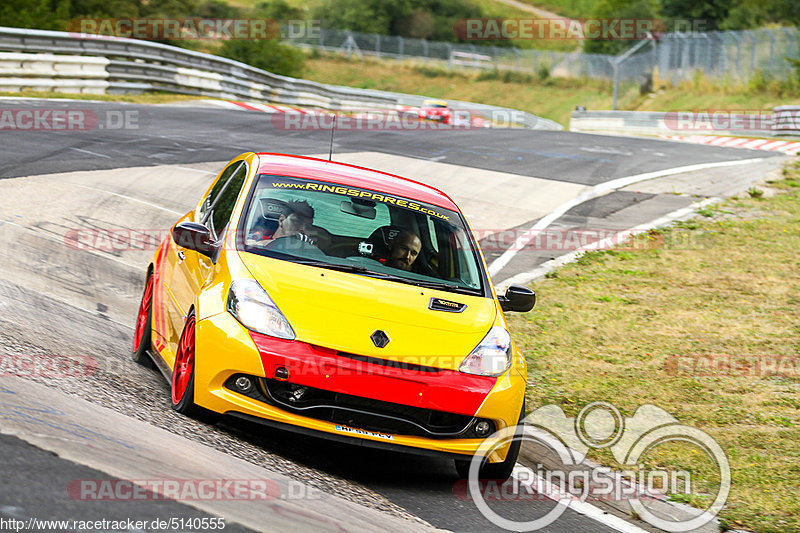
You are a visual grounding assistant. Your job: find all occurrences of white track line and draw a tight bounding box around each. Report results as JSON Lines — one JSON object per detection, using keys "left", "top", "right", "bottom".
{"left": 510, "top": 464, "right": 652, "bottom": 533}
{"left": 495, "top": 197, "right": 720, "bottom": 290}
{"left": 488, "top": 158, "right": 765, "bottom": 278}
{"left": 200, "top": 99, "right": 245, "bottom": 110}
{"left": 0, "top": 218, "right": 141, "bottom": 271}
{"left": 69, "top": 147, "right": 111, "bottom": 159}
{"left": 173, "top": 166, "right": 216, "bottom": 174}
{"left": 69, "top": 183, "right": 184, "bottom": 216}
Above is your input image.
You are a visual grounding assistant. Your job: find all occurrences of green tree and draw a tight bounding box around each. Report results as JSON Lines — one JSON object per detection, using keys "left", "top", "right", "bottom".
{"left": 313, "top": 0, "right": 488, "bottom": 42}
{"left": 660, "top": 0, "right": 730, "bottom": 31}
{"left": 0, "top": 0, "right": 71, "bottom": 30}
{"left": 254, "top": 0, "right": 304, "bottom": 21}
{"left": 720, "top": 0, "right": 800, "bottom": 30}
{"left": 583, "top": 0, "right": 658, "bottom": 55}
{"left": 218, "top": 38, "right": 305, "bottom": 77}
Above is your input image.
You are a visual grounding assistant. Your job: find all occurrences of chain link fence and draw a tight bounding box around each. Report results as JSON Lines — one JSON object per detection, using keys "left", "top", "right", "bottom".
{"left": 287, "top": 26, "right": 799, "bottom": 84}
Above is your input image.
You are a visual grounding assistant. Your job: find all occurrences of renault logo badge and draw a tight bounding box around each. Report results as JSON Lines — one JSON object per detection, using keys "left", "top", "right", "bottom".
{"left": 370, "top": 330, "right": 390, "bottom": 348}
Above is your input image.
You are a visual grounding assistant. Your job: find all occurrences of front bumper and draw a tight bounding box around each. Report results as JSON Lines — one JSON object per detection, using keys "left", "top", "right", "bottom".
{"left": 193, "top": 311, "right": 526, "bottom": 461}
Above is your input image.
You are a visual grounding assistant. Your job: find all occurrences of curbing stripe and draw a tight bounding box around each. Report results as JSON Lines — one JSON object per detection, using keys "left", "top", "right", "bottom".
{"left": 488, "top": 158, "right": 764, "bottom": 278}
{"left": 509, "top": 464, "right": 653, "bottom": 533}
{"left": 495, "top": 197, "right": 720, "bottom": 291}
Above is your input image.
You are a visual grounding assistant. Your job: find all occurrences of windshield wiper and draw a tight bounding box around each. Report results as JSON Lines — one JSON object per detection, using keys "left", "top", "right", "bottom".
{"left": 356, "top": 271, "right": 480, "bottom": 294}
{"left": 291, "top": 259, "right": 369, "bottom": 273}
{"left": 406, "top": 279, "right": 481, "bottom": 294}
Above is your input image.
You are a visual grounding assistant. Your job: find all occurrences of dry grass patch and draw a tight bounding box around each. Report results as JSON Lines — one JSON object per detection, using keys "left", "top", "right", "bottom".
{"left": 508, "top": 159, "right": 800, "bottom": 532}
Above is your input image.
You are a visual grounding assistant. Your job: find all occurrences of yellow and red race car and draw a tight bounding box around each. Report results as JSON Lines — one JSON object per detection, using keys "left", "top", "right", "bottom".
{"left": 133, "top": 152, "right": 535, "bottom": 479}
{"left": 418, "top": 99, "right": 452, "bottom": 124}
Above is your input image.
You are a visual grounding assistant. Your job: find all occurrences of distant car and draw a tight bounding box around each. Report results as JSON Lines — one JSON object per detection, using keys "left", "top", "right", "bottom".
{"left": 418, "top": 99, "right": 451, "bottom": 124}
{"left": 132, "top": 152, "right": 535, "bottom": 480}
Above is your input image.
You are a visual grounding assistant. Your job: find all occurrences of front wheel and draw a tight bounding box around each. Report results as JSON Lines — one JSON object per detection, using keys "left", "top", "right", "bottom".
{"left": 171, "top": 311, "right": 219, "bottom": 423}
{"left": 455, "top": 401, "right": 525, "bottom": 481}
{"left": 132, "top": 272, "right": 155, "bottom": 368}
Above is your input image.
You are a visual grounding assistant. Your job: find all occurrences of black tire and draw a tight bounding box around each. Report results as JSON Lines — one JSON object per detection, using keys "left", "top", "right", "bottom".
{"left": 171, "top": 310, "right": 220, "bottom": 424}
{"left": 132, "top": 272, "right": 155, "bottom": 368}
{"left": 455, "top": 401, "right": 525, "bottom": 481}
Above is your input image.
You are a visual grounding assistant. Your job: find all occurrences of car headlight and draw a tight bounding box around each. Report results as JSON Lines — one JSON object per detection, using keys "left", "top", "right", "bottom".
{"left": 459, "top": 326, "right": 512, "bottom": 376}
{"left": 227, "top": 279, "right": 295, "bottom": 340}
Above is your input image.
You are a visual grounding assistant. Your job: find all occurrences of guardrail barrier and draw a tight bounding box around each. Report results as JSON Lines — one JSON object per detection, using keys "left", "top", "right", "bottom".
{"left": 0, "top": 26, "right": 562, "bottom": 130}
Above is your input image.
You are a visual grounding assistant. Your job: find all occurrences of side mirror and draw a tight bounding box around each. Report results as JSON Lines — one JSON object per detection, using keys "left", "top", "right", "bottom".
{"left": 498, "top": 285, "right": 536, "bottom": 312}
{"left": 172, "top": 221, "right": 219, "bottom": 259}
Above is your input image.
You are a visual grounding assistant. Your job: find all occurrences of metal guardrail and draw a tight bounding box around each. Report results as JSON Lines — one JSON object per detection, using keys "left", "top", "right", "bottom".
{"left": 0, "top": 26, "right": 562, "bottom": 130}
{"left": 570, "top": 109, "right": 800, "bottom": 139}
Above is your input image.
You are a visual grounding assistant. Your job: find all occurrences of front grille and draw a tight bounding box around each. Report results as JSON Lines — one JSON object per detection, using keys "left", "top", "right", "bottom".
{"left": 225, "top": 374, "right": 491, "bottom": 439}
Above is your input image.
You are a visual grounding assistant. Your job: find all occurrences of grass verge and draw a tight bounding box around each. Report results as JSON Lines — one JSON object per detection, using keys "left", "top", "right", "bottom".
{"left": 507, "top": 158, "right": 800, "bottom": 532}
{"left": 301, "top": 54, "right": 800, "bottom": 127}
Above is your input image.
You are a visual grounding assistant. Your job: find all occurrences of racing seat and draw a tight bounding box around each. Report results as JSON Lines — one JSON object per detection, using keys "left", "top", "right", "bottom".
{"left": 249, "top": 198, "right": 289, "bottom": 241}
{"left": 363, "top": 225, "right": 439, "bottom": 277}
{"left": 364, "top": 225, "right": 404, "bottom": 262}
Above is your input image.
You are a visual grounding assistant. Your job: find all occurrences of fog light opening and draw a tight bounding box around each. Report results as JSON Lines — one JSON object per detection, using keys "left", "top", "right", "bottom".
{"left": 234, "top": 375, "right": 253, "bottom": 393}
{"left": 274, "top": 366, "right": 289, "bottom": 380}
{"left": 289, "top": 386, "right": 307, "bottom": 403}
{"left": 475, "top": 420, "right": 492, "bottom": 437}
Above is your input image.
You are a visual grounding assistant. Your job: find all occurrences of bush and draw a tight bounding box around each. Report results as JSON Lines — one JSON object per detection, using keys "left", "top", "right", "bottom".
{"left": 218, "top": 38, "right": 305, "bottom": 78}
{"left": 536, "top": 64, "right": 550, "bottom": 82}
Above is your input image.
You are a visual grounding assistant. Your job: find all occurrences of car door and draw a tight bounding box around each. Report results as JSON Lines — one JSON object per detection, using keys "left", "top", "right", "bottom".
{"left": 162, "top": 160, "right": 248, "bottom": 363}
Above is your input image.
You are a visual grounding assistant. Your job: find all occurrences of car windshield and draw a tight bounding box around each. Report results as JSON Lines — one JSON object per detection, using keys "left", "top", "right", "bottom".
{"left": 427, "top": 104, "right": 447, "bottom": 108}
{"left": 241, "top": 175, "right": 484, "bottom": 294}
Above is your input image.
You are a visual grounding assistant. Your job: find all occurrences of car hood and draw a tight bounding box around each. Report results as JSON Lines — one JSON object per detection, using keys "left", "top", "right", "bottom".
{"left": 239, "top": 252, "right": 497, "bottom": 372}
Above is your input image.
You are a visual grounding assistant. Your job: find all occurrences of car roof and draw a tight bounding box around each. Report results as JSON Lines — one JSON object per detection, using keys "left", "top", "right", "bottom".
{"left": 254, "top": 153, "right": 460, "bottom": 211}
{"left": 423, "top": 99, "right": 448, "bottom": 106}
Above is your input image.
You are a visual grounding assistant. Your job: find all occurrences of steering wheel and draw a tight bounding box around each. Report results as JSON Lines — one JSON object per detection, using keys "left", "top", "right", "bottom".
{"left": 262, "top": 233, "right": 320, "bottom": 253}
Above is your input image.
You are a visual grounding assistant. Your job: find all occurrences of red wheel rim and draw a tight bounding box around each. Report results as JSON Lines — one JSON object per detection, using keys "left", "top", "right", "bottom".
{"left": 172, "top": 316, "right": 195, "bottom": 405}
{"left": 133, "top": 275, "right": 154, "bottom": 352}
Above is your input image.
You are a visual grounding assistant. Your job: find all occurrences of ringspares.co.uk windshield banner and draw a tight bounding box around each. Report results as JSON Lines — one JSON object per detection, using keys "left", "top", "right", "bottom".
{"left": 263, "top": 176, "right": 454, "bottom": 222}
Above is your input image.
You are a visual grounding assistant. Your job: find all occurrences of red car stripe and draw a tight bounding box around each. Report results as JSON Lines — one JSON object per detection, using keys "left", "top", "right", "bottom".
{"left": 250, "top": 332, "right": 495, "bottom": 416}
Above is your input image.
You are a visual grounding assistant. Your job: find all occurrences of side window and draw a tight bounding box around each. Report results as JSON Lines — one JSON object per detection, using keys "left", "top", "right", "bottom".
{"left": 198, "top": 162, "right": 241, "bottom": 223}
{"left": 207, "top": 164, "right": 248, "bottom": 239}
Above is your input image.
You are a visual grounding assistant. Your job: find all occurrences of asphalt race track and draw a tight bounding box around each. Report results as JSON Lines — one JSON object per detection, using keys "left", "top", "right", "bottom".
{"left": 0, "top": 97, "right": 786, "bottom": 532}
